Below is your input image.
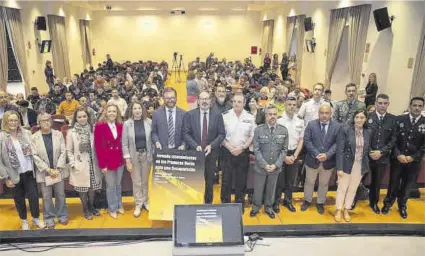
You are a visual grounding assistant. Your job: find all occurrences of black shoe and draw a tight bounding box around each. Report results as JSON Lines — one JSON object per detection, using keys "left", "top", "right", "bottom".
{"left": 250, "top": 209, "right": 259, "bottom": 217}
{"left": 351, "top": 200, "right": 357, "bottom": 211}
{"left": 272, "top": 203, "right": 280, "bottom": 213}
{"left": 91, "top": 209, "right": 101, "bottom": 216}
{"left": 300, "top": 201, "right": 310, "bottom": 212}
{"left": 264, "top": 209, "right": 275, "bottom": 219}
{"left": 399, "top": 208, "right": 408, "bottom": 219}
{"left": 283, "top": 202, "right": 296, "bottom": 212}
{"left": 381, "top": 205, "right": 390, "bottom": 215}
{"left": 316, "top": 204, "right": 325, "bottom": 215}
{"left": 370, "top": 204, "right": 380, "bottom": 214}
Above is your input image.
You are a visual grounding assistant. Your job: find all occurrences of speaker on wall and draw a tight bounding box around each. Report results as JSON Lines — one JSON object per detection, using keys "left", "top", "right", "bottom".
{"left": 35, "top": 16, "right": 46, "bottom": 31}
{"left": 373, "top": 7, "right": 391, "bottom": 32}
{"left": 304, "top": 17, "right": 313, "bottom": 31}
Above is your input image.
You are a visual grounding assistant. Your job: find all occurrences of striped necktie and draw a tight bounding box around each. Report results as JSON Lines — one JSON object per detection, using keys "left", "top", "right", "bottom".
{"left": 168, "top": 109, "right": 175, "bottom": 147}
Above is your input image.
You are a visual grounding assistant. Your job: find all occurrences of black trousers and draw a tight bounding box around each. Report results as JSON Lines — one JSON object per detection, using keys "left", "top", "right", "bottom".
{"left": 204, "top": 154, "right": 218, "bottom": 204}
{"left": 13, "top": 171, "right": 40, "bottom": 220}
{"left": 220, "top": 148, "right": 249, "bottom": 204}
{"left": 384, "top": 161, "right": 421, "bottom": 209}
{"left": 369, "top": 162, "right": 388, "bottom": 205}
{"left": 274, "top": 151, "right": 299, "bottom": 204}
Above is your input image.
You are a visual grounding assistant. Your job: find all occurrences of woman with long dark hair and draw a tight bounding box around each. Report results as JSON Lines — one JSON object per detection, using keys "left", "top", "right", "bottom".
{"left": 335, "top": 109, "right": 371, "bottom": 222}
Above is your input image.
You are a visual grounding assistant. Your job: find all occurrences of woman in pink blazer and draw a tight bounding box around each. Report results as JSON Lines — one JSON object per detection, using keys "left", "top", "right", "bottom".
{"left": 94, "top": 103, "right": 124, "bottom": 219}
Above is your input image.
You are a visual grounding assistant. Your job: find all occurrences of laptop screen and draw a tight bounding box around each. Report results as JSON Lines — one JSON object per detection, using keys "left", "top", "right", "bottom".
{"left": 173, "top": 204, "right": 244, "bottom": 247}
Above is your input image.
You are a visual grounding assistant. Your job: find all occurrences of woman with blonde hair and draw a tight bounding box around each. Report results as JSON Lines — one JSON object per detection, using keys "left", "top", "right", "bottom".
{"left": 365, "top": 73, "right": 378, "bottom": 107}
{"left": 32, "top": 112, "right": 69, "bottom": 228}
{"left": 67, "top": 106, "right": 102, "bottom": 220}
{"left": 0, "top": 111, "right": 46, "bottom": 230}
{"left": 94, "top": 103, "right": 124, "bottom": 219}
{"left": 122, "top": 101, "right": 153, "bottom": 217}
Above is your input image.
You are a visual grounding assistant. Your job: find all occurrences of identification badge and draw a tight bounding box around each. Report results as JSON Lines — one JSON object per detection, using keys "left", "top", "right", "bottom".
{"left": 368, "top": 119, "right": 373, "bottom": 124}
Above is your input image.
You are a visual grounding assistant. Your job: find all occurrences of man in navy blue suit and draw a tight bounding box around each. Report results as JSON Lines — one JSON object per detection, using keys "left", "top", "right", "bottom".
{"left": 301, "top": 104, "right": 342, "bottom": 214}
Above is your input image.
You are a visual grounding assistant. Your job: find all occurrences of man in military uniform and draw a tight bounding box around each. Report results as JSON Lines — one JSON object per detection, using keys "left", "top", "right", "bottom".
{"left": 274, "top": 97, "right": 305, "bottom": 213}
{"left": 251, "top": 105, "right": 288, "bottom": 219}
{"left": 382, "top": 97, "right": 425, "bottom": 219}
{"left": 364, "top": 94, "right": 397, "bottom": 214}
{"left": 221, "top": 93, "right": 256, "bottom": 213}
{"left": 333, "top": 83, "right": 366, "bottom": 124}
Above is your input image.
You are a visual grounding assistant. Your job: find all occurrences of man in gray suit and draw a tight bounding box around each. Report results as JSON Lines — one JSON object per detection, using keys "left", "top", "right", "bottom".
{"left": 183, "top": 91, "right": 226, "bottom": 204}
{"left": 333, "top": 83, "right": 366, "bottom": 124}
{"left": 302, "top": 104, "right": 342, "bottom": 215}
{"left": 251, "top": 105, "right": 288, "bottom": 219}
{"left": 151, "top": 87, "right": 186, "bottom": 150}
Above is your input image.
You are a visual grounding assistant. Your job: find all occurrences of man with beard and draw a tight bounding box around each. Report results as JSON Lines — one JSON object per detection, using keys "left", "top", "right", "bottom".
{"left": 269, "top": 85, "right": 288, "bottom": 118}
{"left": 49, "top": 84, "right": 65, "bottom": 106}
{"left": 183, "top": 91, "right": 225, "bottom": 204}
{"left": 151, "top": 87, "right": 186, "bottom": 151}
{"left": 251, "top": 105, "right": 288, "bottom": 219}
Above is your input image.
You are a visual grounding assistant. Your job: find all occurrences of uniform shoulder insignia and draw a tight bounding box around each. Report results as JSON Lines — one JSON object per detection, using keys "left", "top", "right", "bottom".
{"left": 276, "top": 123, "right": 285, "bottom": 128}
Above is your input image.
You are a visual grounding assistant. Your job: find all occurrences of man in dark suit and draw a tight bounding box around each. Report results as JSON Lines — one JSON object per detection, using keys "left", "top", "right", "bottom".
{"left": 17, "top": 100, "right": 37, "bottom": 128}
{"left": 152, "top": 87, "right": 186, "bottom": 150}
{"left": 183, "top": 91, "right": 225, "bottom": 204}
{"left": 365, "top": 94, "right": 397, "bottom": 214}
{"left": 382, "top": 97, "right": 425, "bottom": 219}
{"left": 301, "top": 104, "right": 342, "bottom": 214}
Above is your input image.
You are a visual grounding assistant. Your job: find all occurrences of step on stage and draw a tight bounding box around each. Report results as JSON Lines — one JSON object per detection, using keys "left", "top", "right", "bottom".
{"left": 0, "top": 188, "right": 424, "bottom": 243}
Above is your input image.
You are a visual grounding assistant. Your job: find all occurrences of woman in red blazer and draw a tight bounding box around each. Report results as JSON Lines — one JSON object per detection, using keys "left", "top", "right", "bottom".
{"left": 94, "top": 103, "right": 124, "bottom": 219}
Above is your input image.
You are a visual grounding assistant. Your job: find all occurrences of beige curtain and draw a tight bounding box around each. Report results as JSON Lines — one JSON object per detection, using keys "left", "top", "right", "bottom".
{"left": 48, "top": 15, "right": 71, "bottom": 80}
{"left": 411, "top": 15, "right": 425, "bottom": 98}
{"left": 261, "top": 20, "right": 274, "bottom": 56}
{"left": 324, "top": 8, "right": 349, "bottom": 89}
{"left": 2, "top": 7, "right": 30, "bottom": 95}
{"left": 295, "top": 15, "right": 306, "bottom": 84}
{"left": 286, "top": 16, "right": 296, "bottom": 53}
{"left": 0, "top": 9, "right": 7, "bottom": 92}
{"left": 79, "top": 19, "right": 92, "bottom": 68}
{"left": 348, "top": 5, "right": 371, "bottom": 86}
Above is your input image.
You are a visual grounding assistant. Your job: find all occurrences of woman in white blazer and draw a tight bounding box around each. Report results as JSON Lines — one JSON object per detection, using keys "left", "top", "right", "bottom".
{"left": 67, "top": 106, "right": 102, "bottom": 220}
{"left": 122, "top": 101, "right": 153, "bottom": 218}
{"left": 32, "top": 113, "right": 69, "bottom": 229}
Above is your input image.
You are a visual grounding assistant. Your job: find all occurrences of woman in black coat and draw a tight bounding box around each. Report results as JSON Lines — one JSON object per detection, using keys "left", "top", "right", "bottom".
{"left": 364, "top": 73, "right": 378, "bottom": 107}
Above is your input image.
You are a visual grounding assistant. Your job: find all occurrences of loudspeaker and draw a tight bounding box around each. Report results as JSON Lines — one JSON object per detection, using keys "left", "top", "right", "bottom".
{"left": 36, "top": 16, "right": 46, "bottom": 30}
{"left": 373, "top": 7, "right": 391, "bottom": 32}
{"left": 304, "top": 17, "right": 313, "bottom": 31}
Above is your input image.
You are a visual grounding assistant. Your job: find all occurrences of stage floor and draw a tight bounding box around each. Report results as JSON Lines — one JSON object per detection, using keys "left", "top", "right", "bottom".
{"left": 0, "top": 187, "right": 424, "bottom": 231}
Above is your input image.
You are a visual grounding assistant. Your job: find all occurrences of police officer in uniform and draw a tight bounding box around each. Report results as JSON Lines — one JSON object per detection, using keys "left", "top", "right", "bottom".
{"left": 333, "top": 83, "right": 366, "bottom": 124}
{"left": 274, "top": 97, "right": 304, "bottom": 213}
{"left": 221, "top": 93, "right": 256, "bottom": 212}
{"left": 365, "top": 94, "right": 397, "bottom": 214}
{"left": 382, "top": 97, "right": 425, "bottom": 219}
{"left": 251, "top": 105, "right": 288, "bottom": 219}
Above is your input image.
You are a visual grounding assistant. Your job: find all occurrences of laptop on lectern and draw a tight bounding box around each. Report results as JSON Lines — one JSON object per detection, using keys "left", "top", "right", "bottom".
{"left": 172, "top": 204, "right": 245, "bottom": 256}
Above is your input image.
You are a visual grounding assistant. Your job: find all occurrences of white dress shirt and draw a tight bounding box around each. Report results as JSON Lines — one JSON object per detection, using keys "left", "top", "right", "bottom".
{"left": 108, "top": 122, "right": 117, "bottom": 139}
{"left": 277, "top": 112, "right": 305, "bottom": 150}
{"left": 298, "top": 98, "right": 330, "bottom": 125}
{"left": 223, "top": 109, "right": 256, "bottom": 148}
{"left": 376, "top": 111, "right": 386, "bottom": 121}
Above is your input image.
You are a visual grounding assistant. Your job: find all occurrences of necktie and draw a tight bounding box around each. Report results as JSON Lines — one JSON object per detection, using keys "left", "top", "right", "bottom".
{"left": 201, "top": 112, "right": 208, "bottom": 149}
{"left": 270, "top": 127, "right": 274, "bottom": 135}
{"left": 168, "top": 109, "right": 175, "bottom": 147}
{"left": 321, "top": 123, "right": 327, "bottom": 139}
{"left": 379, "top": 115, "right": 383, "bottom": 124}
{"left": 411, "top": 117, "right": 416, "bottom": 126}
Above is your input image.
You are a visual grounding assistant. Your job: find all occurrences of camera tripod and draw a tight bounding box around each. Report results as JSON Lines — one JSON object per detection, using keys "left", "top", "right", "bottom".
{"left": 171, "top": 53, "right": 186, "bottom": 82}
